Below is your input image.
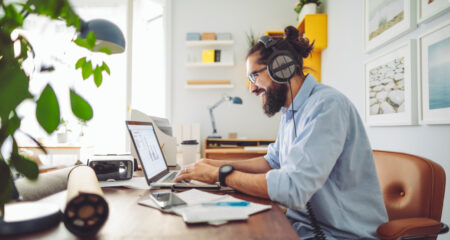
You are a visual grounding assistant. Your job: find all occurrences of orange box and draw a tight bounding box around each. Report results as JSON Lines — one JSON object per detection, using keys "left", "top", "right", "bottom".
{"left": 201, "top": 32, "right": 216, "bottom": 40}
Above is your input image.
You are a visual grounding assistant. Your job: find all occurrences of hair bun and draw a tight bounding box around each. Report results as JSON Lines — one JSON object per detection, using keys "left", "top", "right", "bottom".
{"left": 284, "top": 26, "right": 299, "bottom": 41}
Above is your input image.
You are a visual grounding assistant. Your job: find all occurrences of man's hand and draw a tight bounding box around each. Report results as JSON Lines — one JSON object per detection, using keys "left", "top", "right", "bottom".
{"left": 174, "top": 161, "right": 219, "bottom": 184}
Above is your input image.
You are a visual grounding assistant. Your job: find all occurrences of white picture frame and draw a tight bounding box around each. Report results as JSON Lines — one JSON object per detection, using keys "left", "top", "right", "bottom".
{"left": 417, "top": 0, "right": 450, "bottom": 24}
{"left": 365, "top": 40, "right": 417, "bottom": 126}
{"left": 364, "top": 0, "right": 417, "bottom": 52}
{"left": 418, "top": 20, "right": 450, "bottom": 124}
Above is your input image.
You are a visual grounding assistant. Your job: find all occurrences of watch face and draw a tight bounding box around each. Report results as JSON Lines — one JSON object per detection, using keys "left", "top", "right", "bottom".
{"left": 220, "top": 165, "right": 232, "bottom": 173}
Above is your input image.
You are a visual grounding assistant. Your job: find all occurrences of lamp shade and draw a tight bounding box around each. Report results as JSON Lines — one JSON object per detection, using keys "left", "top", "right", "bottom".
{"left": 78, "top": 19, "right": 125, "bottom": 53}
{"left": 230, "top": 97, "right": 243, "bottom": 104}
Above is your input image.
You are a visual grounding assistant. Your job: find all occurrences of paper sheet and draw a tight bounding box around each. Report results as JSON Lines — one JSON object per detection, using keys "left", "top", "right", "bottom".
{"left": 99, "top": 177, "right": 149, "bottom": 189}
{"left": 176, "top": 189, "right": 225, "bottom": 204}
{"left": 138, "top": 189, "right": 272, "bottom": 225}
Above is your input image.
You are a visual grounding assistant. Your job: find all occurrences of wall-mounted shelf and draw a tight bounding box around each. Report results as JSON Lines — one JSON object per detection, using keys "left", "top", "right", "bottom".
{"left": 297, "top": 14, "right": 327, "bottom": 82}
{"left": 185, "top": 33, "right": 235, "bottom": 90}
{"left": 186, "top": 62, "right": 234, "bottom": 67}
{"left": 265, "top": 14, "right": 327, "bottom": 82}
{"left": 185, "top": 84, "right": 234, "bottom": 89}
{"left": 186, "top": 40, "right": 234, "bottom": 47}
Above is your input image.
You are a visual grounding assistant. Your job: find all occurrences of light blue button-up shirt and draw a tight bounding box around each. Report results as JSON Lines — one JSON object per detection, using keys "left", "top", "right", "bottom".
{"left": 265, "top": 74, "right": 388, "bottom": 239}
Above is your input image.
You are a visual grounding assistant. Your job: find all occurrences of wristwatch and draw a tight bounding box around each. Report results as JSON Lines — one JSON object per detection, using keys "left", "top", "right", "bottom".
{"left": 218, "top": 165, "right": 234, "bottom": 187}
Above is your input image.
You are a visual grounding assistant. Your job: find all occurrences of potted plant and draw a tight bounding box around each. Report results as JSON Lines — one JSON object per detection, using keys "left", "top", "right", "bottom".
{"left": 0, "top": 0, "right": 112, "bottom": 216}
{"left": 57, "top": 118, "right": 72, "bottom": 143}
{"left": 246, "top": 28, "right": 260, "bottom": 49}
{"left": 294, "top": 0, "right": 322, "bottom": 22}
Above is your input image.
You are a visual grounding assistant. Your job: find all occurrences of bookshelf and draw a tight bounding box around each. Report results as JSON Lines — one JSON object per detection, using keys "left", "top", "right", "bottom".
{"left": 204, "top": 138, "right": 275, "bottom": 160}
{"left": 185, "top": 39, "right": 235, "bottom": 88}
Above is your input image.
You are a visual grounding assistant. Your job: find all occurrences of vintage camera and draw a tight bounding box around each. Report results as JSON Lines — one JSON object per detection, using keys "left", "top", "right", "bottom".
{"left": 87, "top": 155, "right": 134, "bottom": 181}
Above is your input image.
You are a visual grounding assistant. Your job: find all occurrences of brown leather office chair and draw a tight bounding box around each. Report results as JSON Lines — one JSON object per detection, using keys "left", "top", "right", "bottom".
{"left": 373, "top": 150, "right": 448, "bottom": 240}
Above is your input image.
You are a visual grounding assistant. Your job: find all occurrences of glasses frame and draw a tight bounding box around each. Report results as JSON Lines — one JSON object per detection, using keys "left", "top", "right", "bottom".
{"left": 248, "top": 66, "right": 267, "bottom": 84}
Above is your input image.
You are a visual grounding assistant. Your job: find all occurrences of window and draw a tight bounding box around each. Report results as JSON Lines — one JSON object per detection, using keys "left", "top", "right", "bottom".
{"left": 131, "top": 0, "right": 169, "bottom": 118}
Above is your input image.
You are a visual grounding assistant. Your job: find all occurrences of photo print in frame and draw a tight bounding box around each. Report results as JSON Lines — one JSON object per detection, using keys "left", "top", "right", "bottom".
{"left": 364, "top": 0, "right": 416, "bottom": 52}
{"left": 365, "top": 40, "right": 417, "bottom": 126}
{"left": 418, "top": 20, "right": 450, "bottom": 124}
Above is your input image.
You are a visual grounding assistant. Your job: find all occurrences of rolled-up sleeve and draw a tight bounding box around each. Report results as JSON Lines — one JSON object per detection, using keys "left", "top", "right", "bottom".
{"left": 264, "top": 134, "right": 281, "bottom": 169}
{"left": 266, "top": 98, "right": 349, "bottom": 209}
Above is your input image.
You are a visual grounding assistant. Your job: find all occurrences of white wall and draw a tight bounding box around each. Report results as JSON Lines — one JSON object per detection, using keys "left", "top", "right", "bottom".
{"left": 170, "top": 0, "right": 298, "bottom": 142}
{"left": 322, "top": 0, "right": 450, "bottom": 235}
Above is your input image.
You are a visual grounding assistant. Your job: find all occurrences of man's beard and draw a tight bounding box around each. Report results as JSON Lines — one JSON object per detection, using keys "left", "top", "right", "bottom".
{"left": 263, "top": 82, "right": 288, "bottom": 117}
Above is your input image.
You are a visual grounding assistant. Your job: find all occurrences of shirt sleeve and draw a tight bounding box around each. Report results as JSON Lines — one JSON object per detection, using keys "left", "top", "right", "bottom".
{"left": 266, "top": 97, "right": 349, "bottom": 209}
{"left": 264, "top": 128, "right": 281, "bottom": 169}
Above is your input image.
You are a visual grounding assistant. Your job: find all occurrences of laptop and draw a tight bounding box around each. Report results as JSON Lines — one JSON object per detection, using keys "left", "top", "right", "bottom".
{"left": 126, "top": 120, "right": 183, "bottom": 187}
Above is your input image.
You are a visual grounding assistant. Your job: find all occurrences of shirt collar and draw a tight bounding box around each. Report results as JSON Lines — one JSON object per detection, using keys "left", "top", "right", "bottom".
{"left": 281, "top": 74, "right": 318, "bottom": 116}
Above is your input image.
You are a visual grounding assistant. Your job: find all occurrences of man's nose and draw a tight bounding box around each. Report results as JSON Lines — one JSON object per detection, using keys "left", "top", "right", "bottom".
{"left": 249, "top": 82, "right": 258, "bottom": 93}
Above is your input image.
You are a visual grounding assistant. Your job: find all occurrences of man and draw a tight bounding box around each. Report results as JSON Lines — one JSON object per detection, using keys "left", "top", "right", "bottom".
{"left": 175, "top": 26, "right": 388, "bottom": 239}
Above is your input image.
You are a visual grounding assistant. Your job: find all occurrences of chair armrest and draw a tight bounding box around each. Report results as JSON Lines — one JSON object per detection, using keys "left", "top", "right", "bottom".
{"left": 377, "top": 217, "right": 441, "bottom": 240}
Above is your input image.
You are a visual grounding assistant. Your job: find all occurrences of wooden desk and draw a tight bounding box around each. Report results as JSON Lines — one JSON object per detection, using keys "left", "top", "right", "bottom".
{"left": 18, "top": 144, "right": 93, "bottom": 166}
{"left": 18, "top": 188, "right": 298, "bottom": 239}
{"left": 204, "top": 138, "right": 275, "bottom": 160}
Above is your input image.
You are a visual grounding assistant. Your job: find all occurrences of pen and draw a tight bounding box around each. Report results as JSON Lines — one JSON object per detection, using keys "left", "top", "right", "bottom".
{"left": 201, "top": 201, "right": 250, "bottom": 207}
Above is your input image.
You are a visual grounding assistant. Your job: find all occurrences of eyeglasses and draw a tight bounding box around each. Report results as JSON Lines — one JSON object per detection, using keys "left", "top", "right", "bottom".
{"left": 248, "top": 66, "right": 267, "bottom": 84}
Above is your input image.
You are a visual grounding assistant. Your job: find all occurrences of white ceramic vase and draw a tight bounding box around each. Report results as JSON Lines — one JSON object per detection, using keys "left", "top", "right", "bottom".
{"left": 298, "top": 3, "right": 317, "bottom": 23}
{"left": 57, "top": 132, "right": 68, "bottom": 143}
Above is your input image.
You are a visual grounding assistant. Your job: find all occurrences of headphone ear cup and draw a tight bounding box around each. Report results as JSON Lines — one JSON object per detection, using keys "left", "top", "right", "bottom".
{"left": 267, "top": 51, "right": 297, "bottom": 83}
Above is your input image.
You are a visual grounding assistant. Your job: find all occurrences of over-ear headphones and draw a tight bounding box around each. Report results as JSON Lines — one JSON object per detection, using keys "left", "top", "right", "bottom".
{"left": 258, "top": 35, "right": 297, "bottom": 84}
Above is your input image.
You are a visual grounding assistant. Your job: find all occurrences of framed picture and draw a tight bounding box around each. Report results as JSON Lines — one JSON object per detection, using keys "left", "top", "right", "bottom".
{"left": 418, "top": 20, "right": 450, "bottom": 124}
{"left": 364, "top": 0, "right": 416, "bottom": 52}
{"left": 365, "top": 40, "right": 417, "bottom": 126}
{"left": 417, "top": 0, "right": 450, "bottom": 23}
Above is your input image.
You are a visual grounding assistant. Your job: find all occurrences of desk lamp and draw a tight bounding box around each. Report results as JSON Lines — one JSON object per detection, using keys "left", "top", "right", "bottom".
{"left": 208, "top": 96, "right": 243, "bottom": 139}
{"left": 78, "top": 19, "right": 126, "bottom": 53}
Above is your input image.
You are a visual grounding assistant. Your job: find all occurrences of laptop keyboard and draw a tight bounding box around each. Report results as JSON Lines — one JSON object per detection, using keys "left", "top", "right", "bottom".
{"left": 161, "top": 172, "right": 178, "bottom": 183}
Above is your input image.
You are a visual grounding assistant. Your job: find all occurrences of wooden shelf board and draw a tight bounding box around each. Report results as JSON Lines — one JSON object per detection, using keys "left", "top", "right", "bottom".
{"left": 185, "top": 84, "right": 234, "bottom": 89}
{"left": 186, "top": 62, "right": 234, "bottom": 67}
{"left": 206, "top": 138, "right": 275, "bottom": 142}
{"left": 186, "top": 40, "right": 234, "bottom": 47}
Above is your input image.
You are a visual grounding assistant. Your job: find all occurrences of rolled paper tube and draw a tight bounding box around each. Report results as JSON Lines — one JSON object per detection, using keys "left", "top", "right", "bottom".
{"left": 15, "top": 166, "right": 74, "bottom": 201}
{"left": 63, "top": 165, "right": 109, "bottom": 238}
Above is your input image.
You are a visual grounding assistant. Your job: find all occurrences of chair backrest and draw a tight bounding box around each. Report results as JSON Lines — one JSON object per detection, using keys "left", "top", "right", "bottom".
{"left": 373, "top": 150, "right": 446, "bottom": 221}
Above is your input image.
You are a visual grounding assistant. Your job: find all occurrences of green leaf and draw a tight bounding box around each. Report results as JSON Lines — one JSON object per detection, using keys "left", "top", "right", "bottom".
{"left": 98, "top": 47, "right": 112, "bottom": 55}
{"left": 75, "top": 57, "right": 86, "bottom": 70}
{"left": 0, "top": 160, "right": 13, "bottom": 209}
{"left": 2, "top": 4, "right": 24, "bottom": 33}
{"left": 74, "top": 38, "right": 90, "bottom": 49}
{"left": 7, "top": 112, "right": 21, "bottom": 136}
{"left": 70, "top": 89, "right": 93, "bottom": 121}
{"left": 101, "top": 62, "right": 110, "bottom": 75}
{"left": 86, "top": 32, "right": 96, "bottom": 49}
{"left": 36, "top": 84, "right": 60, "bottom": 134}
{"left": 0, "top": 58, "right": 33, "bottom": 119}
{"left": 93, "top": 67, "right": 103, "bottom": 87}
{"left": 81, "top": 60, "right": 93, "bottom": 79}
{"left": 18, "top": 36, "right": 30, "bottom": 60}
{"left": 10, "top": 154, "right": 39, "bottom": 180}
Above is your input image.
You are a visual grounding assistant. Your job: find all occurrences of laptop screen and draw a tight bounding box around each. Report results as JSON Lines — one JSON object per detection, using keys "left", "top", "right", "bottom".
{"left": 126, "top": 121, "right": 168, "bottom": 182}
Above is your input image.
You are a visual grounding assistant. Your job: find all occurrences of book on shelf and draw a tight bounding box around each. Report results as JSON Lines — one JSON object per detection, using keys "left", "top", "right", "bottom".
{"left": 187, "top": 80, "right": 231, "bottom": 85}
{"left": 214, "top": 49, "right": 221, "bottom": 62}
{"left": 243, "top": 146, "right": 268, "bottom": 151}
{"left": 201, "top": 32, "right": 216, "bottom": 40}
{"left": 202, "top": 49, "right": 215, "bottom": 63}
{"left": 219, "top": 144, "right": 238, "bottom": 148}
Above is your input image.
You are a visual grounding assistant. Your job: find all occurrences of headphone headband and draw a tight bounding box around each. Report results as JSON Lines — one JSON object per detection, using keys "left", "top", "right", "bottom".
{"left": 259, "top": 35, "right": 280, "bottom": 49}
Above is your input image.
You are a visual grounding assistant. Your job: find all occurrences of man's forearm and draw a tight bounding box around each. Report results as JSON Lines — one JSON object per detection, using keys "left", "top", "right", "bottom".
{"left": 225, "top": 171, "right": 269, "bottom": 199}
{"left": 205, "top": 156, "right": 272, "bottom": 173}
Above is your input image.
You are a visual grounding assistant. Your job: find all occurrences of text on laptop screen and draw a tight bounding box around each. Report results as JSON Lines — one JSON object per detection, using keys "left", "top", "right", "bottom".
{"left": 128, "top": 124, "right": 167, "bottom": 180}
